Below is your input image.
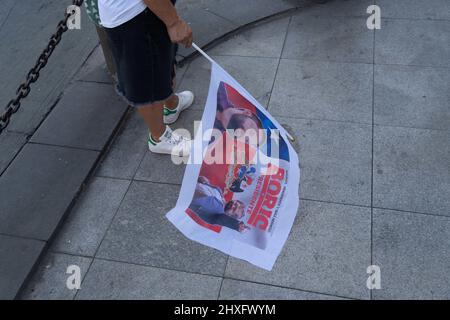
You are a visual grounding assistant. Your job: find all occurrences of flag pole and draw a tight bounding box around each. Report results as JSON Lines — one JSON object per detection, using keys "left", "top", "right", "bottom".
{"left": 191, "top": 43, "right": 296, "bottom": 143}
{"left": 192, "top": 43, "right": 215, "bottom": 64}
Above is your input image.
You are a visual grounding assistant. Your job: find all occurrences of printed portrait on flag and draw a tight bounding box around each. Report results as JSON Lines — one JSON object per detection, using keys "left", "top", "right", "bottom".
{"left": 185, "top": 81, "right": 291, "bottom": 242}
{"left": 167, "top": 61, "right": 300, "bottom": 271}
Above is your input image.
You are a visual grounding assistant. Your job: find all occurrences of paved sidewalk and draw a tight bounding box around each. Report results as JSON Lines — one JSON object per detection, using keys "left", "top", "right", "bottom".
{"left": 0, "top": 1, "right": 98, "bottom": 171}
{"left": 1, "top": 0, "right": 309, "bottom": 299}
{"left": 20, "top": 0, "right": 450, "bottom": 300}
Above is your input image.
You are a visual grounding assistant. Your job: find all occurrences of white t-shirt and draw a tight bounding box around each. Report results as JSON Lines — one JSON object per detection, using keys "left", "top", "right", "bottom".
{"left": 98, "top": 0, "right": 147, "bottom": 28}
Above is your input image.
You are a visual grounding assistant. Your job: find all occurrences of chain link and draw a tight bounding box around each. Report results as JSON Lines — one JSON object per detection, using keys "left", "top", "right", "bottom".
{"left": 0, "top": 0, "right": 84, "bottom": 134}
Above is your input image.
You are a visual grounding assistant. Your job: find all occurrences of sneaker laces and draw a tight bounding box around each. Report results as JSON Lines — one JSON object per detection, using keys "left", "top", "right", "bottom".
{"left": 167, "top": 131, "right": 186, "bottom": 146}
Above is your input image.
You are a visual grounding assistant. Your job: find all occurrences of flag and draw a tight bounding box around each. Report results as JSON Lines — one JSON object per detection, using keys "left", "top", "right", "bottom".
{"left": 166, "top": 58, "right": 300, "bottom": 271}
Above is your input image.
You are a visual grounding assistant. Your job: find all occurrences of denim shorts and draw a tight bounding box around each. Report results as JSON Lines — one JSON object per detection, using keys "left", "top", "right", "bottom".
{"left": 104, "top": 7, "right": 177, "bottom": 107}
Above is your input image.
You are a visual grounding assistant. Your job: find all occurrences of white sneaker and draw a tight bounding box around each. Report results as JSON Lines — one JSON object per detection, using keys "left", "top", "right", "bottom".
{"left": 148, "top": 126, "right": 192, "bottom": 157}
{"left": 163, "top": 91, "right": 194, "bottom": 124}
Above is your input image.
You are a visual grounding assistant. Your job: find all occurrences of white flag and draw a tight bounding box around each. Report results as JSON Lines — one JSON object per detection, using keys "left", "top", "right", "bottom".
{"left": 166, "top": 57, "right": 300, "bottom": 271}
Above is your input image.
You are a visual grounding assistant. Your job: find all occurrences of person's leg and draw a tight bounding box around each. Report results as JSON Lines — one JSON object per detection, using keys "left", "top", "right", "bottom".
{"left": 161, "top": 61, "right": 195, "bottom": 123}
{"left": 137, "top": 102, "right": 166, "bottom": 141}
{"left": 172, "top": 64, "right": 177, "bottom": 90}
{"left": 164, "top": 55, "right": 179, "bottom": 110}
{"left": 104, "top": 10, "right": 190, "bottom": 156}
{"left": 139, "top": 99, "right": 191, "bottom": 156}
{"left": 164, "top": 93, "right": 179, "bottom": 110}
{"left": 141, "top": 9, "right": 192, "bottom": 130}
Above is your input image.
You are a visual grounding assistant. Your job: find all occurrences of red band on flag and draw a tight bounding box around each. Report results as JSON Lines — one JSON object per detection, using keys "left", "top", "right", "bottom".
{"left": 185, "top": 208, "right": 222, "bottom": 233}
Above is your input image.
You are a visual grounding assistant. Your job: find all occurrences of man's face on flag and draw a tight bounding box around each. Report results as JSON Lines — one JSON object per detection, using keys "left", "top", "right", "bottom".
{"left": 226, "top": 109, "right": 266, "bottom": 146}
{"left": 225, "top": 200, "right": 245, "bottom": 220}
{"left": 225, "top": 108, "right": 260, "bottom": 130}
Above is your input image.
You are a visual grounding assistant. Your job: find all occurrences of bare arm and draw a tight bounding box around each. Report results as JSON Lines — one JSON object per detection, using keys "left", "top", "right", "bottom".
{"left": 143, "top": 0, "right": 179, "bottom": 27}
{"left": 143, "top": 0, "right": 193, "bottom": 47}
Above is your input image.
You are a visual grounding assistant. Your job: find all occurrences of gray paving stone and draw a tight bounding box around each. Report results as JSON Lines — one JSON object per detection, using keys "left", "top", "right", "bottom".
{"left": 176, "top": 0, "right": 302, "bottom": 58}
{"left": 173, "top": 58, "right": 210, "bottom": 111}
{"left": 376, "top": 0, "right": 450, "bottom": 20}
{"left": 0, "top": 98, "right": 43, "bottom": 135}
{"left": 30, "top": 82, "right": 126, "bottom": 151}
{"left": 0, "top": 1, "right": 98, "bottom": 134}
{"left": 0, "top": 235, "right": 45, "bottom": 300}
{"left": 302, "top": 0, "right": 375, "bottom": 18}
{"left": 0, "top": 143, "right": 99, "bottom": 240}
{"left": 177, "top": 6, "right": 236, "bottom": 58}
{"left": 0, "top": 131, "right": 27, "bottom": 174}
{"left": 96, "top": 111, "right": 148, "bottom": 180}
{"left": 174, "top": 63, "right": 189, "bottom": 90}
{"left": 178, "top": 55, "right": 279, "bottom": 112}
{"left": 284, "top": 117, "right": 372, "bottom": 206}
{"left": 282, "top": 14, "right": 374, "bottom": 63}
{"left": 76, "top": 259, "right": 221, "bottom": 300}
{"left": 0, "top": 0, "right": 15, "bottom": 28}
{"left": 270, "top": 59, "right": 373, "bottom": 124}
{"left": 374, "top": 64, "right": 450, "bottom": 130}
{"left": 50, "top": 177, "right": 130, "bottom": 257}
{"left": 77, "top": 65, "right": 113, "bottom": 85}
{"left": 372, "top": 209, "right": 450, "bottom": 299}
{"left": 225, "top": 200, "right": 371, "bottom": 299}
{"left": 209, "top": 17, "right": 290, "bottom": 58}
{"left": 134, "top": 110, "right": 203, "bottom": 184}
{"left": 199, "top": 0, "right": 295, "bottom": 25}
{"left": 75, "top": 46, "right": 113, "bottom": 84}
{"left": 219, "top": 279, "right": 344, "bottom": 300}
{"left": 96, "top": 181, "right": 228, "bottom": 276}
{"left": 375, "top": 19, "right": 450, "bottom": 67}
{"left": 20, "top": 252, "right": 92, "bottom": 300}
{"left": 373, "top": 126, "right": 450, "bottom": 215}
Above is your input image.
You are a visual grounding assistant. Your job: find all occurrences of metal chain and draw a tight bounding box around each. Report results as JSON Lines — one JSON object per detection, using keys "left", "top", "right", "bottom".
{"left": 0, "top": 0, "right": 85, "bottom": 134}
